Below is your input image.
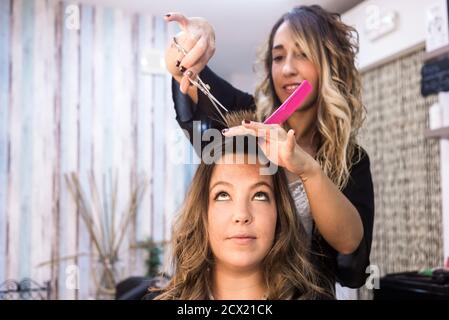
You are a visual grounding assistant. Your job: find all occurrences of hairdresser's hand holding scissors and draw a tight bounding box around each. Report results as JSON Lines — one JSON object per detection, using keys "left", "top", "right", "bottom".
{"left": 164, "top": 12, "right": 216, "bottom": 94}
{"left": 222, "top": 121, "right": 320, "bottom": 181}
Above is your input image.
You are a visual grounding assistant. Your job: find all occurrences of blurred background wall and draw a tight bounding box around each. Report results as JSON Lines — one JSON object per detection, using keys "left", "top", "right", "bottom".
{"left": 0, "top": 0, "right": 197, "bottom": 299}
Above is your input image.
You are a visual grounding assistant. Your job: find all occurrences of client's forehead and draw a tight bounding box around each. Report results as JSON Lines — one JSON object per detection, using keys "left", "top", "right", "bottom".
{"left": 210, "top": 158, "right": 274, "bottom": 189}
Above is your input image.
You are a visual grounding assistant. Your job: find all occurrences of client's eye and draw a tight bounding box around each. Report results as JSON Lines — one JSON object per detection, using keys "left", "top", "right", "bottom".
{"left": 214, "top": 191, "right": 230, "bottom": 201}
{"left": 253, "top": 191, "right": 269, "bottom": 201}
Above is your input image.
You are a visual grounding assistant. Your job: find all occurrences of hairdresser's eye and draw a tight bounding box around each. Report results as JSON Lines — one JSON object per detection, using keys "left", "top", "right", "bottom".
{"left": 253, "top": 191, "right": 269, "bottom": 201}
{"left": 214, "top": 191, "right": 230, "bottom": 201}
{"left": 273, "top": 55, "right": 283, "bottom": 62}
{"left": 297, "top": 52, "right": 307, "bottom": 59}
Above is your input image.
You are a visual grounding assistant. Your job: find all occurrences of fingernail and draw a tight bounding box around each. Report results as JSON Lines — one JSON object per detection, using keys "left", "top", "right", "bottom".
{"left": 165, "top": 13, "right": 171, "bottom": 17}
{"left": 176, "top": 60, "right": 180, "bottom": 67}
{"left": 244, "top": 119, "right": 251, "bottom": 124}
{"left": 180, "top": 66, "right": 186, "bottom": 73}
{"left": 222, "top": 129, "right": 229, "bottom": 135}
{"left": 185, "top": 70, "right": 193, "bottom": 78}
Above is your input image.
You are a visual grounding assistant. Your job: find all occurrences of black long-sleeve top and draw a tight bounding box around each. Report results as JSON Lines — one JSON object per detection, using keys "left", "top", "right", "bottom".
{"left": 171, "top": 66, "right": 375, "bottom": 290}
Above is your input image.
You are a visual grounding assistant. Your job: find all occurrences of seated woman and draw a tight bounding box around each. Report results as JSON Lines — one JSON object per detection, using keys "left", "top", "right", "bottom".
{"left": 146, "top": 112, "right": 333, "bottom": 300}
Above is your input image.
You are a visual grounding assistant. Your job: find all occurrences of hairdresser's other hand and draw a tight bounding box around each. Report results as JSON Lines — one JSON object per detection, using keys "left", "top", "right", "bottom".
{"left": 222, "top": 121, "right": 320, "bottom": 181}
{"left": 164, "top": 12, "right": 216, "bottom": 94}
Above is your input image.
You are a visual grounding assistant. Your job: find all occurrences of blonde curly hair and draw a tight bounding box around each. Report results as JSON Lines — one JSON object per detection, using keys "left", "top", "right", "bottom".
{"left": 254, "top": 5, "right": 366, "bottom": 189}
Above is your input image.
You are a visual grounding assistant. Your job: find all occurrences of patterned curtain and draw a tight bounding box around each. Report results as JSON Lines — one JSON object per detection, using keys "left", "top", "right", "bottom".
{"left": 358, "top": 49, "right": 443, "bottom": 299}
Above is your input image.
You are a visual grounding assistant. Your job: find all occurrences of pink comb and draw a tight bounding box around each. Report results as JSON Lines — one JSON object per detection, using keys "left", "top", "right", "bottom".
{"left": 263, "top": 80, "right": 312, "bottom": 124}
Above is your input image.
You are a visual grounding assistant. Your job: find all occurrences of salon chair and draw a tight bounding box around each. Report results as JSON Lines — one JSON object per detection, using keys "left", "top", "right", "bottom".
{"left": 373, "top": 270, "right": 449, "bottom": 300}
{"left": 115, "top": 275, "right": 169, "bottom": 300}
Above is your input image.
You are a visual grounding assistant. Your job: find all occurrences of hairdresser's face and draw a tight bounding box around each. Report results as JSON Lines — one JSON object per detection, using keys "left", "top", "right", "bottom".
{"left": 271, "top": 21, "right": 319, "bottom": 109}
{"left": 208, "top": 156, "right": 277, "bottom": 272}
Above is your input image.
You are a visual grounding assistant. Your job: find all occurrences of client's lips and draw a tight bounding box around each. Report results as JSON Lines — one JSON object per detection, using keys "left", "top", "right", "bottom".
{"left": 227, "top": 233, "right": 257, "bottom": 244}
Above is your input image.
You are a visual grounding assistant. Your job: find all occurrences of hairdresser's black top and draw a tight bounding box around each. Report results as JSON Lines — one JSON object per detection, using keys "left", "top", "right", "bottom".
{"left": 171, "top": 66, "right": 374, "bottom": 290}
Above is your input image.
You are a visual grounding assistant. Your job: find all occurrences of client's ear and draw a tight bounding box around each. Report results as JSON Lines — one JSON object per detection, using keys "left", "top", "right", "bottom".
{"left": 224, "top": 110, "right": 258, "bottom": 128}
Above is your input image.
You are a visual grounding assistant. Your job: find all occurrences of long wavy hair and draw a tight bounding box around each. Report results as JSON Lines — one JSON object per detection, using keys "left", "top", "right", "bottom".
{"left": 153, "top": 112, "right": 333, "bottom": 300}
{"left": 254, "top": 5, "right": 365, "bottom": 189}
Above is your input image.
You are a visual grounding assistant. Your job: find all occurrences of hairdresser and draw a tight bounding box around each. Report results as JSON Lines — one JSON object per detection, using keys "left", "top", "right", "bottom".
{"left": 163, "top": 5, "right": 374, "bottom": 295}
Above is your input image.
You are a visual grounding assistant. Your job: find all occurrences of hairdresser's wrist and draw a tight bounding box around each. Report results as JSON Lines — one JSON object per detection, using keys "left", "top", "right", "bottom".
{"left": 295, "top": 157, "right": 321, "bottom": 183}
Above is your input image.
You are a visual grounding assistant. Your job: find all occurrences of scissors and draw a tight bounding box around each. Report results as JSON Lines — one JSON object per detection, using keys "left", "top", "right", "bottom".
{"left": 172, "top": 37, "right": 229, "bottom": 123}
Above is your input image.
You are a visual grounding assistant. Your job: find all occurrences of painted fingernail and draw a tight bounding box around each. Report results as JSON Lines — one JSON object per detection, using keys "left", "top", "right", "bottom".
{"left": 185, "top": 70, "right": 193, "bottom": 78}
{"left": 180, "top": 66, "right": 186, "bottom": 73}
{"left": 222, "top": 129, "right": 229, "bottom": 135}
{"left": 176, "top": 60, "right": 180, "bottom": 67}
{"left": 244, "top": 119, "right": 251, "bottom": 124}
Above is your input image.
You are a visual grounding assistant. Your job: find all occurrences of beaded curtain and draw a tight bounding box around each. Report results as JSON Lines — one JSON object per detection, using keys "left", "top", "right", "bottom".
{"left": 358, "top": 49, "right": 443, "bottom": 299}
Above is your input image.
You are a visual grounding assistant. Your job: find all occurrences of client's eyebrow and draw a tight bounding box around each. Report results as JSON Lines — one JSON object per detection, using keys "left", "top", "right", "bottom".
{"left": 209, "top": 181, "right": 273, "bottom": 192}
{"left": 251, "top": 181, "right": 274, "bottom": 191}
{"left": 209, "top": 181, "right": 233, "bottom": 191}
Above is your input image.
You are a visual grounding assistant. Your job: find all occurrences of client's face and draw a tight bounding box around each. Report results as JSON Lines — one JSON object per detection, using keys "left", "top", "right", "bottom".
{"left": 207, "top": 154, "right": 277, "bottom": 272}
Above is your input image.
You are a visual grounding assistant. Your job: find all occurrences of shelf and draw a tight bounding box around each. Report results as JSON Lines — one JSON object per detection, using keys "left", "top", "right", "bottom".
{"left": 424, "top": 126, "right": 449, "bottom": 139}
{"left": 424, "top": 44, "right": 449, "bottom": 62}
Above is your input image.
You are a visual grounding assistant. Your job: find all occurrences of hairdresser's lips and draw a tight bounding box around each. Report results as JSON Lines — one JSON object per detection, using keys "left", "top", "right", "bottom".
{"left": 282, "top": 82, "right": 302, "bottom": 95}
{"left": 227, "top": 234, "right": 257, "bottom": 245}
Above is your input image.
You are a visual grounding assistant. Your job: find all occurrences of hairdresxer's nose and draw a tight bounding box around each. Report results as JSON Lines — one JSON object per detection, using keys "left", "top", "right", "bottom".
{"left": 282, "top": 54, "right": 299, "bottom": 77}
